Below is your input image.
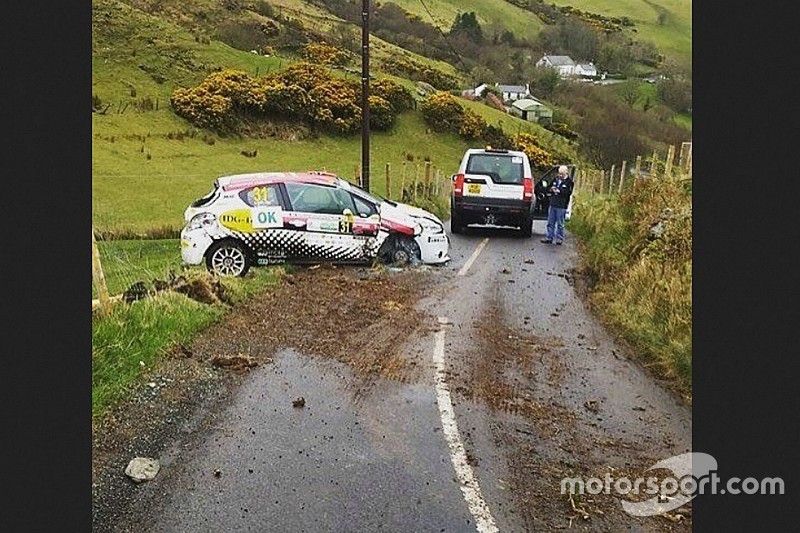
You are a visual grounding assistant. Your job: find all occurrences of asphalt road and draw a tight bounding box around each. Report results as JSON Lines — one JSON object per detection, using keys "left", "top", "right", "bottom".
{"left": 95, "top": 220, "right": 691, "bottom": 532}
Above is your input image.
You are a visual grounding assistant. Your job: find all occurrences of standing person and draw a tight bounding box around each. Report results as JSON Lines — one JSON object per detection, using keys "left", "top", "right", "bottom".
{"left": 541, "top": 165, "right": 573, "bottom": 245}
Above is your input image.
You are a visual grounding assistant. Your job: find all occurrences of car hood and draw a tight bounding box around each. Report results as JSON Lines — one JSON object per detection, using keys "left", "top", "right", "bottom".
{"left": 378, "top": 201, "right": 443, "bottom": 235}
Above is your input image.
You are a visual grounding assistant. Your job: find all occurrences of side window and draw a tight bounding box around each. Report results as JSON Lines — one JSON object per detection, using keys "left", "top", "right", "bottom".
{"left": 239, "top": 185, "right": 281, "bottom": 207}
{"left": 285, "top": 182, "right": 356, "bottom": 215}
{"left": 352, "top": 194, "right": 377, "bottom": 217}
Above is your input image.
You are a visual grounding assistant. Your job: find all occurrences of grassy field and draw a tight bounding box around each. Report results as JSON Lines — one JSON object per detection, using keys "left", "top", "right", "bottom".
{"left": 388, "top": 0, "right": 545, "bottom": 39}
{"left": 92, "top": 267, "right": 281, "bottom": 416}
{"left": 549, "top": 0, "right": 692, "bottom": 67}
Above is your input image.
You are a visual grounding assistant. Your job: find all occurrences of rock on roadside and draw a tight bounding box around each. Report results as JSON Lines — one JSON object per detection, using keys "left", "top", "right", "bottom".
{"left": 124, "top": 458, "right": 160, "bottom": 483}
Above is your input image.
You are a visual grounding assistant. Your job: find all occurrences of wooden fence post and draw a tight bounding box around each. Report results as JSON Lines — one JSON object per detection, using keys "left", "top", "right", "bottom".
{"left": 400, "top": 162, "right": 407, "bottom": 201}
{"left": 634, "top": 155, "right": 642, "bottom": 179}
{"left": 651, "top": 150, "right": 659, "bottom": 178}
{"left": 424, "top": 161, "right": 432, "bottom": 197}
{"left": 385, "top": 163, "right": 391, "bottom": 199}
{"left": 600, "top": 170, "right": 606, "bottom": 194}
{"left": 609, "top": 164, "right": 616, "bottom": 192}
{"left": 618, "top": 161, "right": 627, "bottom": 194}
{"left": 92, "top": 228, "right": 111, "bottom": 315}
{"left": 686, "top": 145, "right": 692, "bottom": 178}
{"left": 413, "top": 164, "right": 419, "bottom": 203}
{"left": 355, "top": 164, "right": 361, "bottom": 187}
{"left": 664, "top": 145, "right": 675, "bottom": 177}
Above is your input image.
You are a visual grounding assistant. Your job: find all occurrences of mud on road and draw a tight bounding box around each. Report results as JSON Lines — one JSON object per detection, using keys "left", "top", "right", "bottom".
{"left": 92, "top": 265, "right": 438, "bottom": 529}
{"left": 93, "top": 226, "right": 691, "bottom": 532}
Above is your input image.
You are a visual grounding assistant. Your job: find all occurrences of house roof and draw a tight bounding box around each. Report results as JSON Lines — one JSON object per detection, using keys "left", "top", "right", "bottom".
{"left": 497, "top": 84, "right": 527, "bottom": 93}
{"left": 576, "top": 63, "right": 596, "bottom": 70}
{"left": 511, "top": 98, "right": 549, "bottom": 111}
{"left": 542, "top": 55, "right": 575, "bottom": 66}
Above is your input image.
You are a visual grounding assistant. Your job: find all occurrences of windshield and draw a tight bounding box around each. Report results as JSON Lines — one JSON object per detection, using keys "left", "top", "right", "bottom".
{"left": 466, "top": 153, "right": 524, "bottom": 184}
{"left": 339, "top": 179, "right": 386, "bottom": 206}
{"left": 191, "top": 183, "right": 219, "bottom": 207}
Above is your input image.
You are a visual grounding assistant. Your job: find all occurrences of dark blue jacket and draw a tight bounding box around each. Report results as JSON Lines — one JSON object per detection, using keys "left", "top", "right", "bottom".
{"left": 547, "top": 176, "right": 574, "bottom": 209}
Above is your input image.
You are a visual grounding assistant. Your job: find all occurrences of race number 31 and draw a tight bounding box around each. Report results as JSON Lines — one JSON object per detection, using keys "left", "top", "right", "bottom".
{"left": 252, "top": 206, "right": 283, "bottom": 229}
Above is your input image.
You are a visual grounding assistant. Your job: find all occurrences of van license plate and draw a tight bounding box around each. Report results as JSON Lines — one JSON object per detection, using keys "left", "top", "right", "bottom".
{"left": 467, "top": 183, "right": 481, "bottom": 194}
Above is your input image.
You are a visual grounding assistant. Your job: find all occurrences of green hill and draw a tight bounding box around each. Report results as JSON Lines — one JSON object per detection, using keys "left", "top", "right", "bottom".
{"left": 92, "top": 0, "right": 580, "bottom": 233}
{"left": 548, "top": 0, "right": 691, "bottom": 66}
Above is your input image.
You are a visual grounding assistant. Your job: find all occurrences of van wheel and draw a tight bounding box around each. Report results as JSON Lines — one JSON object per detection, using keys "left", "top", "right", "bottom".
{"left": 206, "top": 240, "right": 251, "bottom": 277}
{"left": 519, "top": 216, "right": 533, "bottom": 238}
{"left": 451, "top": 208, "right": 464, "bottom": 234}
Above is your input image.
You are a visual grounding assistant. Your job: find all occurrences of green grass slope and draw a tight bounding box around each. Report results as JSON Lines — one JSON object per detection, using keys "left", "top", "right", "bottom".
{"left": 92, "top": 0, "right": 583, "bottom": 233}
{"left": 549, "top": 0, "right": 691, "bottom": 66}
{"left": 389, "top": 0, "right": 545, "bottom": 40}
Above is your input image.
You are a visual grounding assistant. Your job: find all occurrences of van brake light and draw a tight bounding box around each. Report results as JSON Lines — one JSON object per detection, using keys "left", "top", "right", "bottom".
{"left": 453, "top": 173, "right": 465, "bottom": 197}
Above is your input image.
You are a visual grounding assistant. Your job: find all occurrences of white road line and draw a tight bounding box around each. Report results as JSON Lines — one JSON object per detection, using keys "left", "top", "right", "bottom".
{"left": 433, "top": 318, "right": 499, "bottom": 533}
{"left": 457, "top": 238, "right": 489, "bottom": 277}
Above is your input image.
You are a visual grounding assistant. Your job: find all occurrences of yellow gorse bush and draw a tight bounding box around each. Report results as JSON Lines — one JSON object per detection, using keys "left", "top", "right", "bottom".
{"left": 170, "top": 63, "right": 414, "bottom": 135}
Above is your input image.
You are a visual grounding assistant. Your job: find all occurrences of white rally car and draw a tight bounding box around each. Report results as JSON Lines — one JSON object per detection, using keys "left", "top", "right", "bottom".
{"left": 181, "top": 171, "right": 450, "bottom": 276}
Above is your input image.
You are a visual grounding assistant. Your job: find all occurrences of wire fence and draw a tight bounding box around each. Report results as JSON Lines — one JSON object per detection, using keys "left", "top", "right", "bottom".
{"left": 574, "top": 141, "right": 692, "bottom": 196}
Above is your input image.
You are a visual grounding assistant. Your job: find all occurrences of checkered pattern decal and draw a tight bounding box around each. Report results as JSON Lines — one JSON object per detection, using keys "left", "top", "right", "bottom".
{"left": 219, "top": 229, "right": 387, "bottom": 263}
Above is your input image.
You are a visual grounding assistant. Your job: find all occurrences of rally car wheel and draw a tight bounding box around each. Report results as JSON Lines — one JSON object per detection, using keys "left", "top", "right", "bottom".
{"left": 206, "top": 240, "right": 251, "bottom": 277}
{"left": 379, "top": 235, "right": 421, "bottom": 266}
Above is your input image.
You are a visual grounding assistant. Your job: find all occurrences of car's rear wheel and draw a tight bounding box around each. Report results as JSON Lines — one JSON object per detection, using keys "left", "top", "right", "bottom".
{"left": 206, "top": 240, "right": 251, "bottom": 277}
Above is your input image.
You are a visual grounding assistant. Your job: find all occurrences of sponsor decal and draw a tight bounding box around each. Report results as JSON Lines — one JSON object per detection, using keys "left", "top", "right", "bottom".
{"left": 428, "top": 235, "right": 447, "bottom": 243}
{"left": 307, "top": 218, "right": 340, "bottom": 232}
{"left": 339, "top": 211, "right": 355, "bottom": 234}
{"left": 219, "top": 209, "right": 255, "bottom": 233}
{"left": 180, "top": 239, "right": 191, "bottom": 248}
{"left": 252, "top": 206, "right": 283, "bottom": 229}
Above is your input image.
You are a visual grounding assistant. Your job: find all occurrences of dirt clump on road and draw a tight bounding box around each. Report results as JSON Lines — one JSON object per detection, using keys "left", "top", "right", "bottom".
{"left": 191, "top": 265, "right": 431, "bottom": 385}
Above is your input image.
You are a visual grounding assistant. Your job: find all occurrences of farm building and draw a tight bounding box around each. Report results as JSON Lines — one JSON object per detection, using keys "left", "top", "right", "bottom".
{"left": 471, "top": 83, "right": 530, "bottom": 102}
{"left": 509, "top": 98, "right": 553, "bottom": 123}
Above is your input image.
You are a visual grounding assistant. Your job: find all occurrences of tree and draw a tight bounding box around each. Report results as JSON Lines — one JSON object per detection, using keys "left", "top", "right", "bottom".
{"left": 529, "top": 67, "right": 560, "bottom": 98}
{"left": 450, "top": 12, "right": 483, "bottom": 44}
{"left": 657, "top": 76, "right": 692, "bottom": 114}
{"left": 619, "top": 80, "right": 640, "bottom": 108}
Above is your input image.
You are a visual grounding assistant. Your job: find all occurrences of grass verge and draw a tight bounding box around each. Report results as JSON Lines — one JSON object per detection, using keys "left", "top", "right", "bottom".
{"left": 92, "top": 266, "right": 281, "bottom": 417}
{"left": 569, "top": 174, "right": 691, "bottom": 397}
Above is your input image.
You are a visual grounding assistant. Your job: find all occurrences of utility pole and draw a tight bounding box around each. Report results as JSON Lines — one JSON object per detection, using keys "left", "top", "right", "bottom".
{"left": 360, "top": 0, "right": 371, "bottom": 192}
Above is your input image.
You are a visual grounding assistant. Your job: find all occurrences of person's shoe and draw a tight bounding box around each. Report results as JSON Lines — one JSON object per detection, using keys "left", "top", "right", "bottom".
{"left": 555, "top": 241, "right": 563, "bottom": 245}
{"left": 541, "top": 239, "right": 553, "bottom": 244}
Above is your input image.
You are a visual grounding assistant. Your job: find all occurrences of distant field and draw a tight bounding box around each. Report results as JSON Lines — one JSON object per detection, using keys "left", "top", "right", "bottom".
{"left": 389, "top": 0, "right": 545, "bottom": 39}
{"left": 548, "top": 0, "right": 692, "bottom": 66}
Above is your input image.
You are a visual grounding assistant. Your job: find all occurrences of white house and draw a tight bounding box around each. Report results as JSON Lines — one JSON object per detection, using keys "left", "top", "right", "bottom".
{"left": 497, "top": 84, "right": 530, "bottom": 101}
{"left": 536, "top": 55, "right": 576, "bottom": 77}
{"left": 472, "top": 83, "right": 530, "bottom": 101}
{"left": 536, "top": 55, "right": 598, "bottom": 79}
{"left": 573, "top": 62, "right": 597, "bottom": 77}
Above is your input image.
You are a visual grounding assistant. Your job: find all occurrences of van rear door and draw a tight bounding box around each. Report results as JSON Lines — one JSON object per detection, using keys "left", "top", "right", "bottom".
{"left": 462, "top": 152, "right": 526, "bottom": 201}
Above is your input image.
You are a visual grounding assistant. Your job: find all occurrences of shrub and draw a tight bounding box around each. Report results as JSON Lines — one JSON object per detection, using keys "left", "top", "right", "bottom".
{"left": 419, "top": 92, "right": 466, "bottom": 133}
{"left": 368, "top": 95, "right": 395, "bottom": 130}
{"left": 170, "top": 86, "right": 232, "bottom": 129}
{"left": 371, "top": 79, "right": 414, "bottom": 112}
{"left": 301, "top": 42, "right": 351, "bottom": 66}
{"left": 544, "top": 121, "right": 579, "bottom": 141}
{"left": 513, "top": 133, "right": 555, "bottom": 170}
{"left": 170, "top": 63, "right": 407, "bottom": 136}
{"left": 382, "top": 56, "right": 459, "bottom": 90}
